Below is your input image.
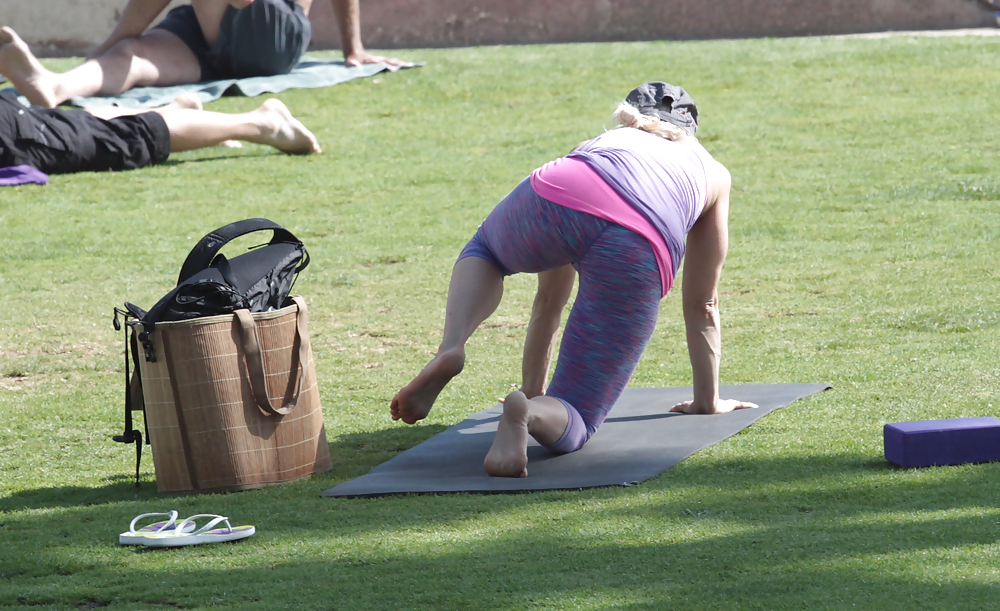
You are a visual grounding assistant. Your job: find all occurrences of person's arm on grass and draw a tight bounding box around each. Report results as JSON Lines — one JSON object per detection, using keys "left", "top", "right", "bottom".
{"left": 89, "top": 0, "right": 174, "bottom": 58}
{"left": 671, "top": 163, "right": 757, "bottom": 415}
{"left": 329, "top": 0, "right": 412, "bottom": 67}
{"left": 520, "top": 265, "right": 575, "bottom": 399}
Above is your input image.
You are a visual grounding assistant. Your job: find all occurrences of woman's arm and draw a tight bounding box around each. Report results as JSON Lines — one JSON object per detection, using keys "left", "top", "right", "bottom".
{"left": 671, "top": 165, "right": 757, "bottom": 414}
{"left": 329, "top": 0, "right": 412, "bottom": 67}
{"left": 89, "top": 0, "right": 173, "bottom": 58}
{"left": 521, "top": 265, "right": 575, "bottom": 398}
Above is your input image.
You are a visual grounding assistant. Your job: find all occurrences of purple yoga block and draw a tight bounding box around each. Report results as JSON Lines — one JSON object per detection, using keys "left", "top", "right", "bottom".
{"left": 884, "top": 417, "right": 1000, "bottom": 468}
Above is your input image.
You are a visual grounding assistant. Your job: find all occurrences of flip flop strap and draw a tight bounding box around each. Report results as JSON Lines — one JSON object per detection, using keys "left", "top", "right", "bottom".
{"left": 129, "top": 510, "right": 178, "bottom": 535}
{"left": 176, "top": 514, "right": 232, "bottom": 536}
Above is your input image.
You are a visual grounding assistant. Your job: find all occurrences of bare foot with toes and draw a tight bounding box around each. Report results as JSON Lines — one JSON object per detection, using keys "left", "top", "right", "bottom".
{"left": 0, "top": 27, "right": 60, "bottom": 107}
{"left": 254, "top": 98, "right": 321, "bottom": 154}
{"left": 168, "top": 93, "right": 203, "bottom": 112}
{"left": 484, "top": 391, "right": 530, "bottom": 478}
{"left": 390, "top": 348, "right": 465, "bottom": 424}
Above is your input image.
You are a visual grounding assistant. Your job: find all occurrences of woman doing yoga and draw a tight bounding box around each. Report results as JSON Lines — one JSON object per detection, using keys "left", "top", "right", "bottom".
{"left": 390, "top": 82, "right": 758, "bottom": 478}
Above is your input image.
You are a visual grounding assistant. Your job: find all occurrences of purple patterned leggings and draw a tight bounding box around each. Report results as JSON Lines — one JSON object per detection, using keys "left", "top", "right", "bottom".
{"left": 459, "top": 178, "right": 663, "bottom": 453}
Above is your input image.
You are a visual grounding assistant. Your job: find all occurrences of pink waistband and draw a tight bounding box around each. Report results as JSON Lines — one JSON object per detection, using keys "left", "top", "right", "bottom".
{"left": 530, "top": 157, "right": 673, "bottom": 296}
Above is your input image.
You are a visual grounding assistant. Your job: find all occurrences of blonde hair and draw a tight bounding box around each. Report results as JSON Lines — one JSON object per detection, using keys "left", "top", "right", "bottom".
{"left": 611, "top": 102, "right": 692, "bottom": 142}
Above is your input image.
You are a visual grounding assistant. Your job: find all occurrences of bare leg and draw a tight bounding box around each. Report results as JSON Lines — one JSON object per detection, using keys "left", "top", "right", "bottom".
{"left": 84, "top": 92, "right": 203, "bottom": 120}
{"left": 86, "top": 94, "right": 240, "bottom": 148}
{"left": 484, "top": 391, "right": 570, "bottom": 478}
{"left": 0, "top": 27, "right": 60, "bottom": 106}
{"left": 0, "top": 27, "right": 200, "bottom": 108}
{"left": 163, "top": 98, "right": 321, "bottom": 154}
{"left": 390, "top": 257, "right": 505, "bottom": 424}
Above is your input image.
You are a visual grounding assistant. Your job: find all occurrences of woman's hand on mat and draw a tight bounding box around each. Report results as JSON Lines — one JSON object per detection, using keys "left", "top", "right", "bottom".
{"left": 345, "top": 51, "right": 414, "bottom": 68}
{"left": 670, "top": 399, "right": 759, "bottom": 414}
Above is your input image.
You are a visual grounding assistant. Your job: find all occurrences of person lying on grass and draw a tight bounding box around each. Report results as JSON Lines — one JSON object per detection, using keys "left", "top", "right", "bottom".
{"left": 0, "top": 0, "right": 410, "bottom": 109}
{"left": 390, "top": 82, "right": 758, "bottom": 478}
{"left": 0, "top": 90, "right": 320, "bottom": 175}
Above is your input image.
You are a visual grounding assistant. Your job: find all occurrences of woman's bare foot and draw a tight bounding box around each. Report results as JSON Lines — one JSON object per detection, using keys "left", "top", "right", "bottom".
{"left": 484, "top": 391, "right": 530, "bottom": 478}
{"left": 390, "top": 347, "right": 465, "bottom": 424}
{"left": 166, "top": 92, "right": 203, "bottom": 112}
{"left": 252, "top": 98, "right": 321, "bottom": 154}
{"left": 0, "top": 27, "right": 60, "bottom": 107}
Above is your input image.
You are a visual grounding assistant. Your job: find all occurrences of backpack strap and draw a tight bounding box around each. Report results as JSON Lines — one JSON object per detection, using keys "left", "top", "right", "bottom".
{"left": 112, "top": 307, "right": 145, "bottom": 487}
{"left": 177, "top": 219, "right": 301, "bottom": 285}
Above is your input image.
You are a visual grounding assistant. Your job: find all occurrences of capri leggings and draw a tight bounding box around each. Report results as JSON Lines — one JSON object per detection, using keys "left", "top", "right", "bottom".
{"left": 459, "top": 177, "right": 662, "bottom": 453}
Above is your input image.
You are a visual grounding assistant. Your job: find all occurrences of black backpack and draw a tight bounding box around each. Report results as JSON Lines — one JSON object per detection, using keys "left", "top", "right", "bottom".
{"left": 111, "top": 219, "right": 309, "bottom": 484}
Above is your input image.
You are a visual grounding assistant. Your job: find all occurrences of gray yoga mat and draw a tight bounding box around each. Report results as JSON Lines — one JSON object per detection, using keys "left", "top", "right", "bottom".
{"left": 1, "top": 57, "right": 421, "bottom": 110}
{"left": 322, "top": 383, "right": 830, "bottom": 498}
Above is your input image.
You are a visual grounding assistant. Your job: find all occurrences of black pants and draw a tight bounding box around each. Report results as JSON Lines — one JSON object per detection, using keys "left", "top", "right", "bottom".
{"left": 0, "top": 92, "right": 170, "bottom": 175}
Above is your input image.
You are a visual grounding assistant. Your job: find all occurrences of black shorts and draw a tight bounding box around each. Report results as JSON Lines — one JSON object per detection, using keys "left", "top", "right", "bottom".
{"left": 0, "top": 92, "right": 170, "bottom": 175}
{"left": 154, "top": 0, "right": 311, "bottom": 81}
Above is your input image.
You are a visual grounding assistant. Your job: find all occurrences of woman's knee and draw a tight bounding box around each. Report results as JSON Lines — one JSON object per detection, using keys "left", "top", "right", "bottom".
{"left": 100, "top": 35, "right": 183, "bottom": 89}
{"left": 107, "top": 34, "right": 184, "bottom": 66}
{"left": 104, "top": 37, "right": 144, "bottom": 62}
{"left": 101, "top": 38, "right": 157, "bottom": 84}
{"left": 542, "top": 397, "right": 590, "bottom": 454}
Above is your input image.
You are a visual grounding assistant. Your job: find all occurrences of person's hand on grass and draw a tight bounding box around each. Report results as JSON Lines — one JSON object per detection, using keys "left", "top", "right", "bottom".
{"left": 670, "top": 399, "right": 759, "bottom": 414}
{"left": 345, "top": 51, "right": 413, "bottom": 68}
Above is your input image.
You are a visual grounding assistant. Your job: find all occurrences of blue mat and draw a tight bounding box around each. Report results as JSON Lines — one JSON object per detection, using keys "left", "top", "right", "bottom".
{"left": 1, "top": 57, "right": 421, "bottom": 110}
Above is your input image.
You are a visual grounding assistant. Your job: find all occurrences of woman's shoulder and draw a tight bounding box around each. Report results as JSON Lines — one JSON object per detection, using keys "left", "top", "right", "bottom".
{"left": 695, "top": 149, "right": 730, "bottom": 213}
{"left": 704, "top": 155, "right": 730, "bottom": 187}
{"left": 682, "top": 138, "right": 726, "bottom": 179}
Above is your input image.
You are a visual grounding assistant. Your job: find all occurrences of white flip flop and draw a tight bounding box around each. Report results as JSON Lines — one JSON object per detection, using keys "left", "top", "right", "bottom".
{"left": 118, "top": 511, "right": 196, "bottom": 545}
{"left": 140, "top": 514, "right": 256, "bottom": 548}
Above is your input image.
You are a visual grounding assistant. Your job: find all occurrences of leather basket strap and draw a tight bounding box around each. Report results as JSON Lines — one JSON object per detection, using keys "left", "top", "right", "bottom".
{"left": 235, "top": 296, "right": 312, "bottom": 416}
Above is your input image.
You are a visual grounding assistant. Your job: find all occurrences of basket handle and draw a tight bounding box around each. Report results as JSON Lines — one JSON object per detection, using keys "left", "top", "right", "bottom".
{"left": 235, "top": 296, "right": 312, "bottom": 416}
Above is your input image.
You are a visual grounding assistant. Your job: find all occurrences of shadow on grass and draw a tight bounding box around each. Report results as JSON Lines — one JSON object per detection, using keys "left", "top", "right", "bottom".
{"left": 1, "top": 431, "right": 995, "bottom": 519}
{"left": 2, "top": 447, "right": 999, "bottom": 610}
{"left": 3, "top": 448, "right": 996, "bottom": 517}
{"left": 2, "top": 455, "right": 999, "bottom": 610}
{"left": 0, "top": 422, "right": 449, "bottom": 513}
{"left": 323, "top": 423, "right": 449, "bottom": 483}
{"left": 159, "top": 152, "right": 273, "bottom": 166}
{"left": 0, "top": 476, "right": 163, "bottom": 512}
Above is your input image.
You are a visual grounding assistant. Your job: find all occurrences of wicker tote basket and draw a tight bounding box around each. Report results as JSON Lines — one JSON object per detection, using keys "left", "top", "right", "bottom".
{"left": 136, "top": 295, "right": 331, "bottom": 493}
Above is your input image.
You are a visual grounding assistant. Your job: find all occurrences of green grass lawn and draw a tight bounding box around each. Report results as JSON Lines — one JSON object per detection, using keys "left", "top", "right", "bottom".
{"left": 2, "top": 33, "right": 999, "bottom": 610}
